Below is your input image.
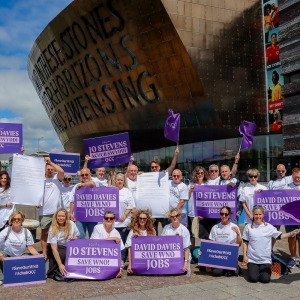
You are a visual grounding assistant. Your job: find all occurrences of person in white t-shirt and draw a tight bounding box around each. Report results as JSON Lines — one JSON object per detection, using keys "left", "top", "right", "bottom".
{"left": 126, "top": 209, "right": 156, "bottom": 274}
{"left": 37, "top": 157, "right": 64, "bottom": 259}
{"left": 61, "top": 174, "right": 74, "bottom": 213}
{"left": 187, "top": 166, "right": 208, "bottom": 250}
{"left": 242, "top": 205, "right": 300, "bottom": 283}
{"left": 47, "top": 208, "right": 80, "bottom": 281}
{"left": 162, "top": 208, "right": 190, "bottom": 273}
{"left": 112, "top": 173, "right": 135, "bottom": 263}
{"left": 91, "top": 210, "right": 123, "bottom": 276}
{"left": 167, "top": 169, "right": 188, "bottom": 227}
{"left": 126, "top": 164, "right": 138, "bottom": 204}
{"left": 0, "top": 171, "right": 15, "bottom": 232}
{"left": 83, "top": 155, "right": 108, "bottom": 187}
{"left": 0, "top": 211, "right": 41, "bottom": 285}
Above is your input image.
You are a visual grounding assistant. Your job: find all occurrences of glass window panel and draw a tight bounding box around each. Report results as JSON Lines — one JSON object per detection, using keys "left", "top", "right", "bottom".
{"left": 225, "top": 138, "right": 239, "bottom": 160}
{"left": 269, "top": 134, "right": 283, "bottom": 158}
{"left": 192, "top": 142, "right": 202, "bottom": 162}
{"left": 213, "top": 139, "right": 225, "bottom": 161}
{"left": 203, "top": 141, "right": 214, "bottom": 161}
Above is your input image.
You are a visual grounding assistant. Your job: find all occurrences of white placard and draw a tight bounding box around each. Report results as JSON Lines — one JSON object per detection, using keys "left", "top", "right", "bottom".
{"left": 136, "top": 172, "right": 169, "bottom": 217}
{"left": 10, "top": 154, "right": 45, "bottom": 206}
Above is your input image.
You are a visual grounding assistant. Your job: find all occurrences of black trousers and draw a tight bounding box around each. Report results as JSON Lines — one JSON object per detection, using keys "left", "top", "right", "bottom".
{"left": 47, "top": 244, "right": 66, "bottom": 278}
{"left": 248, "top": 262, "right": 271, "bottom": 283}
{"left": 199, "top": 218, "right": 219, "bottom": 239}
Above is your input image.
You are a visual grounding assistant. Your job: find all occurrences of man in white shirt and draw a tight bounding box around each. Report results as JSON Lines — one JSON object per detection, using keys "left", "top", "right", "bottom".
{"left": 268, "top": 164, "right": 292, "bottom": 190}
{"left": 37, "top": 157, "right": 64, "bottom": 258}
{"left": 83, "top": 155, "right": 108, "bottom": 187}
{"left": 150, "top": 147, "right": 179, "bottom": 174}
{"left": 126, "top": 164, "right": 138, "bottom": 203}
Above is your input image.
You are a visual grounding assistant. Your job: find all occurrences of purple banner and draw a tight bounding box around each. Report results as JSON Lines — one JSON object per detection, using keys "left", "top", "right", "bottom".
{"left": 193, "top": 185, "right": 237, "bottom": 218}
{"left": 164, "top": 109, "right": 180, "bottom": 143}
{"left": 84, "top": 132, "right": 131, "bottom": 168}
{"left": 74, "top": 187, "right": 119, "bottom": 222}
{"left": 280, "top": 201, "right": 300, "bottom": 223}
{"left": 254, "top": 190, "right": 300, "bottom": 225}
{"left": 65, "top": 239, "right": 120, "bottom": 280}
{"left": 0, "top": 123, "right": 23, "bottom": 154}
{"left": 239, "top": 120, "right": 256, "bottom": 150}
{"left": 131, "top": 236, "right": 184, "bottom": 275}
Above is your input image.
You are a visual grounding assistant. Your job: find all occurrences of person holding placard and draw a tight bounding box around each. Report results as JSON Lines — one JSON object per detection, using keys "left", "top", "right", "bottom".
{"left": 242, "top": 205, "right": 300, "bottom": 283}
{"left": 0, "top": 171, "right": 15, "bottom": 232}
{"left": 47, "top": 208, "right": 79, "bottom": 281}
{"left": 126, "top": 209, "right": 156, "bottom": 274}
{"left": 0, "top": 211, "right": 41, "bottom": 285}
{"left": 37, "top": 157, "right": 64, "bottom": 259}
{"left": 83, "top": 155, "right": 108, "bottom": 187}
{"left": 207, "top": 206, "right": 242, "bottom": 277}
{"left": 61, "top": 174, "right": 74, "bottom": 213}
{"left": 112, "top": 173, "right": 135, "bottom": 263}
{"left": 162, "top": 208, "right": 190, "bottom": 273}
{"left": 91, "top": 210, "right": 123, "bottom": 276}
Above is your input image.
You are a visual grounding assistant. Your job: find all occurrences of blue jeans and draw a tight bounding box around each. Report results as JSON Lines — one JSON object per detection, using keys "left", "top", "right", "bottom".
{"left": 115, "top": 227, "right": 130, "bottom": 262}
{"left": 165, "top": 212, "right": 188, "bottom": 228}
{"left": 76, "top": 221, "right": 97, "bottom": 239}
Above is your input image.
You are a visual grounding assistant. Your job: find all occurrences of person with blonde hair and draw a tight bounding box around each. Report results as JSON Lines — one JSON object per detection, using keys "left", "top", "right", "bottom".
{"left": 47, "top": 208, "right": 79, "bottom": 281}
{"left": 126, "top": 209, "right": 156, "bottom": 274}
{"left": 0, "top": 211, "right": 41, "bottom": 285}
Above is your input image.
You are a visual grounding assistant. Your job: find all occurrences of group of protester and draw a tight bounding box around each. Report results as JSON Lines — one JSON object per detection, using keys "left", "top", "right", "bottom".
{"left": 0, "top": 148, "right": 300, "bottom": 285}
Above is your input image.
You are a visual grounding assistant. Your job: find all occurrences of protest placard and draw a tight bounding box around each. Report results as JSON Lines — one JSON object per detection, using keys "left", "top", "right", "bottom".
{"left": 198, "top": 240, "right": 239, "bottom": 270}
{"left": 254, "top": 190, "right": 300, "bottom": 225}
{"left": 193, "top": 186, "right": 237, "bottom": 218}
{"left": 84, "top": 132, "right": 131, "bottom": 168}
{"left": 131, "top": 236, "right": 184, "bottom": 275}
{"left": 49, "top": 152, "right": 79, "bottom": 174}
{"left": 3, "top": 255, "right": 46, "bottom": 287}
{"left": 64, "top": 239, "right": 120, "bottom": 280}
{"left": 74, "top": 186, "right": 119, "bottom": 222}
{"left": 0, "top": 123, "right": 22, "bottom": 154}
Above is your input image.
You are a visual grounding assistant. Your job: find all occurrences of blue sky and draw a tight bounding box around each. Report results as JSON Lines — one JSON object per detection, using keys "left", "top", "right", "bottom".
{"left": 0, "top": 0, "right": 72, "bottom": 154}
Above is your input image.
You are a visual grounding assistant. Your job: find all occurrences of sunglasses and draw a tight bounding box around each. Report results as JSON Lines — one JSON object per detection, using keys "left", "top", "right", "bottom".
{"left": 277, "top": 170, "right": 285, "bottom": 173}
{"left": 210, "top": 170, "right": 218, "bottom": 173}
{"left": 196, "top": 172, "right": 204, "bottom": 175}
{"left": 170, "top": 214, "right": 180, "bottom": 218}
{"left": 13, "top": 218, "right": 22, "bottom": 221}
{"left": 139, "top": 217, "right": 147, "bottom": 221}
{"left": 173, "top": 175, "right": 180, "bottom": 178}
{"left": 64, "top": 178, "right": 71, "bottom": 181}
{"left": 248, "top": 175, "right": 258, "bottom": 179}
{"left": 220, "top": 213, "right": 229, "bottom": 217}
{"left": 104, "top": 217, "right": 115, "bottom": 221}
{"left": 81, "top": 173, "right": 89, "bottom": 177}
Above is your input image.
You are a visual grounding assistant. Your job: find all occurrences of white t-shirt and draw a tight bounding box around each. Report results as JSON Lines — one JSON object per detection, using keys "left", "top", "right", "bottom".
{"left": 187, "top": 183, "right": 204, "bottom": 217}
{"left": 0, "top": 188, "right": 15, "bottom": 228}
{"left": 239, "top": 183, "right": 267, "bottom": 224}
{"left": 162, "top": 223, "right": 191, "bottom": 249}
{"left": 287, "top": 182, "right": 300, "bottom": 190}
{"left": 267, "top": 175, "right": 292, "bottom": 190}
{"left": 92, "top": 177, "right": 108, "bottom": 187}
{"left": 0, "top": 226, "right": 34, "bottom": 257}
{"left": 218, "top": 177, "right": 242, "bottom": 197}
{"left": 127, "top": 177, "right": 137, "bottom": 204}
{"left": 47, "top": 221, "right": 80, "bottom": 246}
{"left": 125, "top": 228, "right": 156, "bottom": 248}
{"left": 61, "top": 185, "right": 74, "bottom": 213}
{"left": 114, "top": 187, "right": 135, "bottom": 228}
{"left": 39, "top": 175, "right": 63, "bottom": 216}
{"left": 242, "top": 223, "right": 281, "bottom": 264}
{"left": 206, "top": 177, "right": 220, "bottom": 185}
{"left": 169, "top": 181, "right": 188, "bottom": 213}
{"left": 209, "top": 222, "right": 241, "bottom": 244}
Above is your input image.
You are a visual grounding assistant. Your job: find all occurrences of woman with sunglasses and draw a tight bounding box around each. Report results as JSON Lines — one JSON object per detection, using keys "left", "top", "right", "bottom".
{"left": 205, "top": 206, "right": 242, "bottom": 277}
{"left": 112, "top": 173, "right": 135, "bottom": 264}
{"left": 242, "top": 205, "right": 300, "bottom": 283}
{"left": 126, "top": 209, "right": 156, "bottom": 274}
{"left": 61, "top": 175, "right": 74, "bottom": 213}
{"left": 0, "top": 171, "right": 15, "bottom": 232}
{"left": 187, "top": 166, "right": 208, "bottom": 250}
{"left": 91, "top": 211, "right": 123, "bottom": 277}
{"left": 162, "top": 208, "right": 190, "bottom": 273}
{"left": 0, "top": 211, "right": 41, "bottom": 285}
{"left": 47, "top": 208, "right": 80, "bottom": 281}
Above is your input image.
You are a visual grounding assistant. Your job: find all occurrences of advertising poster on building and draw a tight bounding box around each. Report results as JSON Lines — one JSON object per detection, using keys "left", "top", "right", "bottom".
{"left": 263, "top": 0, "right": 283, "bottom": 132}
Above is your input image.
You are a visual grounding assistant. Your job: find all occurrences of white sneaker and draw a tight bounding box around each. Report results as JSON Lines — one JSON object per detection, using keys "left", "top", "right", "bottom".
{"left": 0, "top": 280, "right": 3, "bottom": 285}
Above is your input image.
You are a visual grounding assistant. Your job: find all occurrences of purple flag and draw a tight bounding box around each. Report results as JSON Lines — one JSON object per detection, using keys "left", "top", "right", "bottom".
{"left": 280, "top": 201, "right": 300, "bottom": 223}
{"left": 74, "top": 187, "right": 119, "bottom": 222}
{"left": 131, "top": 236, "right": 184, "bottom": 275}
{"left": 254, "top": 190, "right": 300, "bottom": 225}
{"left": 84, "top": 132, "right": 131, "bottom": 169}
{"left": 193, "top": 185, "right": 237, "bottom": 218}
{"left": 239, "top": 120, "right": 256, "bottom": 150}
{"left": 164, "top": 109, "right": 180, "bottom": 143}
{"left": 0, "top": 123, "right": 23, "bottom": 154}
{"left": 65, "top": 239, "right": 120, "bottom": 280}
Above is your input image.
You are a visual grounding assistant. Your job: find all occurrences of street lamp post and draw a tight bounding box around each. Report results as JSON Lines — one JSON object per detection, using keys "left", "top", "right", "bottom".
{"left": 34, "top": 137, "right": 43, "bottom": 152}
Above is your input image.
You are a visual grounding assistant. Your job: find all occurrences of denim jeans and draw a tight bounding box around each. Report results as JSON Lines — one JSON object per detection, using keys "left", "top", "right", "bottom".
{"left": 115, "top": 227, "right": 130, "bottom": 262}
{"left": 76, "top": 221, "right": 97, "bottom": 239}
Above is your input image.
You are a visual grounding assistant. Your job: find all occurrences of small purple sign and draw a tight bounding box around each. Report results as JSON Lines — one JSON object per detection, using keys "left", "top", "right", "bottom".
{"left": 254, "top": 190, "right": 300, "bottom": 225}
{"left": 131, "top": 236, "right": 184, "bottom": 275}
{"left": 84, "top": 132, "right": 131, "bottom": 168}
{"left": 193, "top": 185, "right": 237, "bottom": 218}
{"left": 74, "top": 187, "right": 119, "bottom": 222}
{"left": 65, "top": 239, "right": 120, "bottom": 280}
{"left": 0, "top": 123, "right": 23, "bottom": 154}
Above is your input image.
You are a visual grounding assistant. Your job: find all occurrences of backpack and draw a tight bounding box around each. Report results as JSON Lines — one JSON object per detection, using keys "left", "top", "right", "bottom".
{"left": 271, "top": 253, "right": 291, "bottom": 275}
{"left": 5, "top": 226, "right": 29, "bottom": 245}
